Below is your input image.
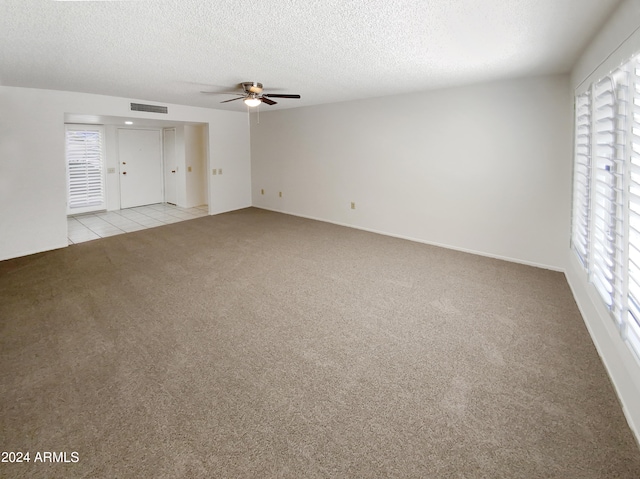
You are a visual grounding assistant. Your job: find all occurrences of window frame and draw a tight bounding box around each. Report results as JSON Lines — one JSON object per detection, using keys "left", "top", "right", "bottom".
{"left": 571, "top": 52, "right": 640, "bottom": 365}
{"left": 65, "top": 124, "right": 106, "bottom": 215}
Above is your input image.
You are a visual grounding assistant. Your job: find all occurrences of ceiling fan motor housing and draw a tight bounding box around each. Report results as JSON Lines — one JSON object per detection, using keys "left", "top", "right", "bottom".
{"left": 243, "top": 82, "right": 263, "bottom": 94}
{"left": 217, "top": 82, "right": 300, "bottom": 106}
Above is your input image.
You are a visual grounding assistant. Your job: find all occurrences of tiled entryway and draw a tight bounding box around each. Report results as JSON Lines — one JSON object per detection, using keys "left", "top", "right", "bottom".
{"left": 67, "top": 203, "right": 208, "bottom": 245}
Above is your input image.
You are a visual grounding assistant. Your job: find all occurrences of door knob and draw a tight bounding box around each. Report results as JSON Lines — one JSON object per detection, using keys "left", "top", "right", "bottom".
{"left": 171, "top": 170, "right": 176, "bottom": 173}
{"left": 122, "top": 172, "right": 127, "bottom": 175}
{"left": 122, "top": 162, "right": 126, "bottom": 165}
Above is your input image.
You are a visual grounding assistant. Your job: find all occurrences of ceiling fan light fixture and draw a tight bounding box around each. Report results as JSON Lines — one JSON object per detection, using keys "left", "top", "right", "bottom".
{"left": 214, "top": 82, "right": 299, "bottom": 107}
{"left": 244, "top": 97, "right": 261, "bottom": 107}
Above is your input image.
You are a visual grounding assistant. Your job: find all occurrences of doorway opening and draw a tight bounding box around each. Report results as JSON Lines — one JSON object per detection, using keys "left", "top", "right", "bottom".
{"left": 64, "top": 114, "right": 209, "bottom": 243}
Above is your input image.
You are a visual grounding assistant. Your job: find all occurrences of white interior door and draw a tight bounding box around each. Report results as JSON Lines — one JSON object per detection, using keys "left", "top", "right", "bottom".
{"left": 119, "top": 129, "right": 163, "bottom": 209}
{"left": 163, "top": 128, "right": 177, "bottom": 205}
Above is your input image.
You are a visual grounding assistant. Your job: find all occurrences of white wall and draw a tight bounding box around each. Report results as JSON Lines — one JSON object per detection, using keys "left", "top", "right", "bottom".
{"left": 184, "top": 124, "right": 208, "bottom": 208}
{"left": 105, "top": 125, "right": 121, "bottom": 211}
{"left": 174, "top": 125, "right": 188, "bottom": 208}
{"left": 0, "top": 86, "right": 251, "bottom": 261}
{"left": 565, "top": 0, "right": 640, "bottom": 444}
{"left": 251, "top": 74, "right": 572, "bottom": 270}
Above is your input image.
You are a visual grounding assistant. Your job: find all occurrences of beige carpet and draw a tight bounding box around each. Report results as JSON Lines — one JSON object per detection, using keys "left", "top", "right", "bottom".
{"left": 1, "top": 207, "right": 639, "bottom": 478}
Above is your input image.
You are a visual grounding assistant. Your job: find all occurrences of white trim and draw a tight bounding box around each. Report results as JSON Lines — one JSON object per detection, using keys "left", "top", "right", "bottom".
{"left": 566, "top": 252, "right": 640, "bottom": 446}
{"left": 254, "top": 206, "right": 564, "bottom": 272}
{"left": 573, "top": 0, "right": 640, "bottom": 95}
{"left": 0, "top": 242, "right": 70, "bottom": 263}
{"left": 575, "top": 25, "right": 640, "bottom": 95}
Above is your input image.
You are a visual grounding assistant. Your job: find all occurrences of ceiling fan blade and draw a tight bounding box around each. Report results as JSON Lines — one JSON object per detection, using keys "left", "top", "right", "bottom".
{"left": 201, "top": 91, "right": 243, "bottom": 95}
{"left": 263, "top": 94, "right": 301, "bottom": 99}
{"left": 220, "top": 97, "right": 244, "bottom": 104}
{"left": 260, "top": 97, "right": 277, "bottom": 105}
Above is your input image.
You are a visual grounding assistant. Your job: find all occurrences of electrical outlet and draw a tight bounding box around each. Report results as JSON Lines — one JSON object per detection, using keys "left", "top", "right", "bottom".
{"left": 261, "top": 189, "right": 264, "bottom": 195}
{"left": 212, "top": 169, "right": 217, "bottom": 175}
{"left": 279, "top": 191, "right": 282, "bottom": 198}
{"left": 218, "top": 168, "right": 222, "bottom": 175}
{"left": 351, "top": 202, "right": 355, "bottom": 210}
{"left": 107, "top": 167, "right": 116, "bottom": 174}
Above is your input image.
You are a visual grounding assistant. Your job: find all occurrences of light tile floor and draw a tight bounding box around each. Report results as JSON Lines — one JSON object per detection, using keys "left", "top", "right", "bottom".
{"left": 67, "top": 204, "right": 208, "bottom": 245}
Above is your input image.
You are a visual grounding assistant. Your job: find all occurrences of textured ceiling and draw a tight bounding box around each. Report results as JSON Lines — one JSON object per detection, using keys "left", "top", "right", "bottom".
{"left": 0, "top": 0, "right": 622, "bottom": 111}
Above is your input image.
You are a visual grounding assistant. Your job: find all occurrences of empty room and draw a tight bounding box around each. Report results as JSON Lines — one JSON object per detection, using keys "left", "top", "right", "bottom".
{"left": 1, "top": 0, "right": 640, "bottom": 477}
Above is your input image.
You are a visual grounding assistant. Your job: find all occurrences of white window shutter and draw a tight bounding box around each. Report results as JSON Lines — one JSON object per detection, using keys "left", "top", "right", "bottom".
{"left": 66, "top": 126, "right": 105, "bottom": 214}
{"left": 572, "top": 52, "right": 640, "bottom": 364}
{"left": 625, "top": 58, "right": 640, "bottom": 358}
{"left": 571, "top": 92, "right": 591, "bottom": 267}
{"left": 590, "top": 76, "right": 620, "bottom": 308}
{"left": 610, "top": 68, "right": 629, "bottom": 324}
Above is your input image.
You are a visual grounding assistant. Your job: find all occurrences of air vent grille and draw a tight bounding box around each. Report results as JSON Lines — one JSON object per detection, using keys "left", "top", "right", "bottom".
{"left": 130, "top": 103, "right": 168, "bottom": 114}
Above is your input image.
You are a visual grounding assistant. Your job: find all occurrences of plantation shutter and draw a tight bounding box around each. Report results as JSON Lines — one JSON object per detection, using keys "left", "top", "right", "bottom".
{"left": 571, "top": 51, "right": 640, "bottom": 364}
{"left": 571, "top": 92, "right": 592, "bottom": 267}
{"left": 625, "top": 59, "right": 640, "bottom": 357}
{"left": 590, "top": 76, "right": 621, "bottom": 307}
{"left": 66, "top": 126, "right": 105, "bottom": 214}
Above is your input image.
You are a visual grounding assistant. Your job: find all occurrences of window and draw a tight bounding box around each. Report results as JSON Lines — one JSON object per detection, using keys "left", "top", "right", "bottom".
{"left": 571, "top": 53, "right": 640, "bottom": 363}
{"left": 65, "top": 125, "right": 105, "bottom": 214}
{"left": 627, "top": 61, "right": 640, "bottom": 356}
{"left": 571, "top": 91, "right": 591, "bottom": 267}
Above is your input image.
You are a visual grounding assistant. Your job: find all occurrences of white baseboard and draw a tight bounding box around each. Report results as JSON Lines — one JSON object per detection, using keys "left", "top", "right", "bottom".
{"left": 253, "top": 206, "right": 564, "bottom": 272}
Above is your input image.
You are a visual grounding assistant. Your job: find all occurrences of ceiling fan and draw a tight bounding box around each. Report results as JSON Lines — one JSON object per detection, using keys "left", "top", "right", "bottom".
{"left": 205, "top": 82, "right": 301, "bottom": 107}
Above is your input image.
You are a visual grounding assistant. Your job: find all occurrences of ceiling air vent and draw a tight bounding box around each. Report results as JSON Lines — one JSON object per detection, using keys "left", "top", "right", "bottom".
{"left": 130, "top": 103, "right": 168, "bottom": 114}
